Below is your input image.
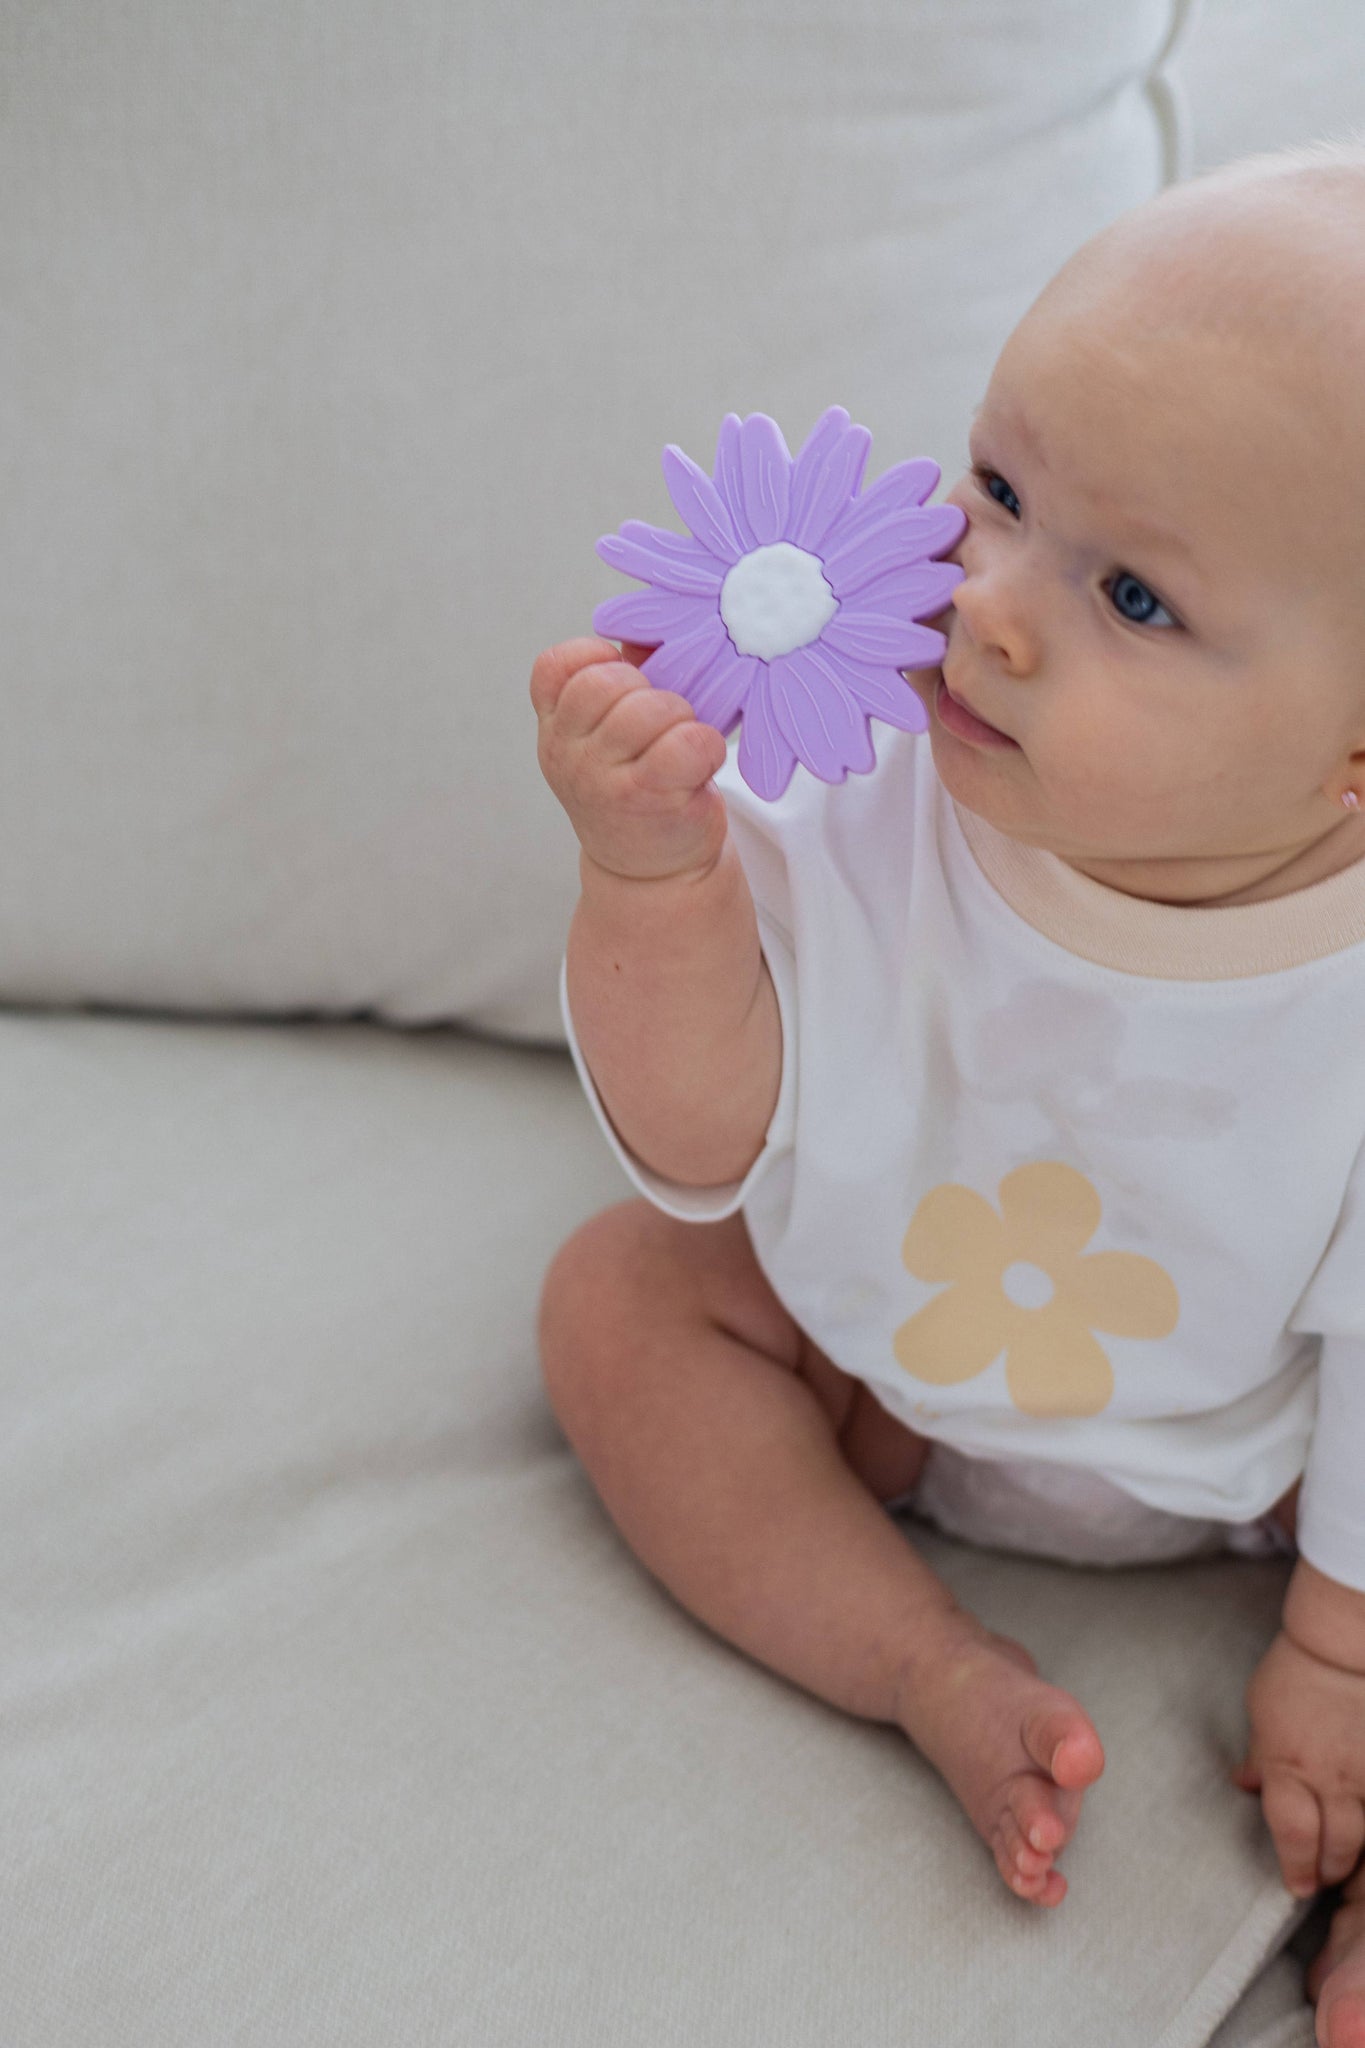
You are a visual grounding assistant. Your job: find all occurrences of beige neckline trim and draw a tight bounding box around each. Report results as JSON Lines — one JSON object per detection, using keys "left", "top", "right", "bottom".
{"left": 952, "top": 802, "right": 1365, "bottom": 979}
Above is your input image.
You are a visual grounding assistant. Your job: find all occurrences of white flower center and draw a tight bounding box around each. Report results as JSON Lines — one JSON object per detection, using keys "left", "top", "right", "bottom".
{"left": 719, "top": 542, "right": 838, "bottom": 661}
{"left": 1000, "top": 1261, "right": 1055, "bottom": 1312}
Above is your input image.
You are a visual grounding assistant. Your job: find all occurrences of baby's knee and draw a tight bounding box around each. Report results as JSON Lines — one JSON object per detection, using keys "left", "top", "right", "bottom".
{"left": 536, "top": 1198, "right": 669, "bottom": 1417}
{"left": 536, "top": 1197, "right": 797, "bottom": 1435}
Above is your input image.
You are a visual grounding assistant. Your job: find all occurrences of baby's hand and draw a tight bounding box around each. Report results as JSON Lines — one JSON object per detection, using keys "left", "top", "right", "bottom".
{"left": 1233, "top": 1628, "right": 1365, "bottom": 1896}
{"left": 531, "top": 637, "right": 731, "bottom": 885}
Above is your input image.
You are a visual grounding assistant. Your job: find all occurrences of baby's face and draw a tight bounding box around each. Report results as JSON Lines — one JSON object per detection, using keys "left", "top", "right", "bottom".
{"left": 916, "top": 201, "right": 1365, "bottom": 899}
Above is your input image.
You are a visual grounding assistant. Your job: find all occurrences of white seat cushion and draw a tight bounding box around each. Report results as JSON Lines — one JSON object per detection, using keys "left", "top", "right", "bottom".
{"left": 2, "top": 1012, "right": 1313, "bottom": 2044}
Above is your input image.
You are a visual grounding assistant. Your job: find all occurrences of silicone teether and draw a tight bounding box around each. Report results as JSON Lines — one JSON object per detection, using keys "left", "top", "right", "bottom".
{"left": 593, "top": 407, "right": 966, "bottom": 801}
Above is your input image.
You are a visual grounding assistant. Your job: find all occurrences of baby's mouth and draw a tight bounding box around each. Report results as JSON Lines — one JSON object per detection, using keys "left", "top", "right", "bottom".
{"left": 934, "top": 674, "right": 1020, "bottom": 750}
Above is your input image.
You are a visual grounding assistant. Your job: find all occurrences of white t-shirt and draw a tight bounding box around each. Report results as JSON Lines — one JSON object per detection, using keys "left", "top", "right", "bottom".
{"left": 561, "top": 730, "right": 1365, "bottom": 1590}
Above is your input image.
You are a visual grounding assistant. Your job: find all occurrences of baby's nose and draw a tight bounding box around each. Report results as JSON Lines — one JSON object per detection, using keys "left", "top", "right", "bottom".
{"left": 948, "top": 569, "right": 1041, "bottom": 678}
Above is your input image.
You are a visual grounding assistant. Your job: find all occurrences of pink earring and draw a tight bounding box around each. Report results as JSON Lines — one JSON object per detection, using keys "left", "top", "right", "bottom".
{"left": 1344, "top": 790, "right": 1362, "bottom": 811}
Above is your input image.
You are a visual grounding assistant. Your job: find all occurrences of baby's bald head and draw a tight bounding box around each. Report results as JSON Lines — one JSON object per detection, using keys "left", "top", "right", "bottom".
{"left": 1015, "top": 139, "right": 1365, "bottom": 643}
{"left": 1041, "top": 138, "right": 1365, "bottom": 401}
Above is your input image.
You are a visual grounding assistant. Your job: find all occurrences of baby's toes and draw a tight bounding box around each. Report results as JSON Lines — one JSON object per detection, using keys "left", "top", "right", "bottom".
{"left": 1021, "top": 1699, "right": 1106, "bottom": 1791}
{"left": 991, "top": 1815, "right": 1068, "bottom": 1908}
{"left": 992, "top": 1778, "right": 1087, "bottom": 1906}
{"left": 993, "top": 1833, "right": 1050, "bottom": 1900}
{"left": 1010, "top": 1770, "right": 1080, "bottom": 1860}
{"left": 996, "top": 1803, "right": 1054, "bottom": 1886}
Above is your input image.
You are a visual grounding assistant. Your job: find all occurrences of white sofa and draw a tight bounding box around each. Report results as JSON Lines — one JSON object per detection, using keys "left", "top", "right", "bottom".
{"left": 7, "top": 5, "right": 1364, "bottom": 2042}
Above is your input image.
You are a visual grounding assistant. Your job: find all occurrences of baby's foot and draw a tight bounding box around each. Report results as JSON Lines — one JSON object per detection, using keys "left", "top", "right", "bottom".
{"left": 1307, "top": 1866, "right": 1365, "bottom": 2048}
{"left": 897, "top": 1609, "right": 1106, "bottom": 1908}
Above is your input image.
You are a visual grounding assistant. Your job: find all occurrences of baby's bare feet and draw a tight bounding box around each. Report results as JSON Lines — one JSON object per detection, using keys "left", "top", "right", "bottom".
{"left": 1306, "top": 1864, "right": 1365, "bottom": 2048}
{"left": 896, "top": 1610, "right": 1106, "bottom": 1908}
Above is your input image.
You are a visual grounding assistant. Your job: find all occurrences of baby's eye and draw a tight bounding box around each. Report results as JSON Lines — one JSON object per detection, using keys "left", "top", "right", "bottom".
{"left": 1106, "top": 573, "right": 1179, "bottom": 631}
{"left": 973, "top": 466, "right": 1180, "bottom": 632}
{"left": 974, "top": 467, "right": 1021, "bottom": 518}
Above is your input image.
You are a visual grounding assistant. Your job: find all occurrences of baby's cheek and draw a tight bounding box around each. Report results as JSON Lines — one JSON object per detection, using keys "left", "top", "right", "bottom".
{"left": 1039, "top": 715, "right": 1161, "bottom": 814}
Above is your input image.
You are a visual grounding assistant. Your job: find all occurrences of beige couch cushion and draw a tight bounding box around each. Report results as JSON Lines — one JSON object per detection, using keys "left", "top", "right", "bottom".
{"left": 3, "top": 1014, "right": 1314, "bottom": 2044}
{"left": 0, "top": 1, "right": 1196, "bottom": 1041}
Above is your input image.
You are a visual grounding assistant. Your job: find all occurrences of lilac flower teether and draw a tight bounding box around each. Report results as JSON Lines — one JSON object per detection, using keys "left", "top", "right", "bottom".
{"left": 593, "top": 407, "right": 966, "bottom": 800}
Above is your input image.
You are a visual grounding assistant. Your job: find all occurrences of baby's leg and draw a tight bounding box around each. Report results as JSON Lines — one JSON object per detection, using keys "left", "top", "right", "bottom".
{"left": 538, "top": 1198, "right": 1105, "bottom": 1905}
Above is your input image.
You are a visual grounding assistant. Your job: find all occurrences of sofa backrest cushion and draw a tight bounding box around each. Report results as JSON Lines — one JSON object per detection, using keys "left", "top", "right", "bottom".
{"left": 1, "top": 2, "right": 1196, "bottom": 1040}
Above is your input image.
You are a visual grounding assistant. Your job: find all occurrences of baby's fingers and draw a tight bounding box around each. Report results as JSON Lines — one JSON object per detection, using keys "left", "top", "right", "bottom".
{"left": 1261, "top": 1767, "right": 1324, "bottom": 1898}
{"left": 626, "top": 708, "right": 729, "bottom": 793}
{"left": 529, "top": 637, "right": 622, "bottom": 719}
{"left": 639, "top": 725, "right": 729, "bottom": 794}
{"left": 572, "top": 682, "right": 726, "bottom": 799}
{"left": 1319, "top": 1797, "right": 1365, "bottom": 1888}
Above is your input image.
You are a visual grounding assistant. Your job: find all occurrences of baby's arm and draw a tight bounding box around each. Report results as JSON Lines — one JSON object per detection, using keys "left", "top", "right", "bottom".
{"left": 532, "top": 637, "right": 781, "bottom": 1187}
{"left": 1234, "top": 1559, "right": 1365, "bottom": 1895}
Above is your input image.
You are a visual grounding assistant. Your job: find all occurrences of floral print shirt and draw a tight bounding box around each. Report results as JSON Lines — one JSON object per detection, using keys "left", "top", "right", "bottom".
{"left": 563, "top": 730, "right": 1365, "bottom": 1590}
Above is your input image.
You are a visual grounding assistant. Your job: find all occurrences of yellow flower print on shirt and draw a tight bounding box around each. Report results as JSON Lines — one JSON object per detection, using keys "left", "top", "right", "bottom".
{"left": 893, "top": 1162, "right": 1179, "bottom": 1419}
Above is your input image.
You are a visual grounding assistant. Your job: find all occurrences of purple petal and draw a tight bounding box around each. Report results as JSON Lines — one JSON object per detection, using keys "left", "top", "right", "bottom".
{"left": 662, "top": 444, "right": 743, "bottom": 560}
{"left": 789, "top": 405, "right": 847, "bottom": 474}
{"left": 908, "top": 561, "right": 966, "bottom": 613}
{"left": 713, "top": 415, "right": 758, "bottom": 552}
{"left": 822, "top": 508, "right": 966, "bottom": 598}
{"left": 688, "top": 645, "right": 759, "bottom": 736}
{"left": 593, "top": 588, "right": 719, "bottom": 642}
{"left": 785, "top": 407, "right": 872, "bottom": 552}
{"left": 622, "top": 516, "right": 726, "bottom": 560}
{"left": 739, "top": 413, "right": 792, "bottom": 545}
{"left": 822, "top": 483, "right": 961, "bottom": 573}
{"left": 823, "top": 562, "right": 963, "bottom": 634}
{"left": 860, "top": 457, "right": 942, "bottom": 511}
{"left": 820, "top": 602, "right": 952, "bottom": 664}
{"left": 786, "top": 408, "right": 847, "bottom": 518}
{"left": 737, "top": 667, "right": 799, "bottom": 800}
{"left": 768, "top": 647, "right": 876, "bottom": 781}
{"left": 640, "top": 611, "right": 731, "bottom": 696}
{"left": 854, "top": 562, "right": 958, "bottom": 612}
{"left": 828, "top": 652, "right": 932, "bottom": 734}
{"left": 596, "top": 523, "right": 727, "bottom": 595}
{"left": 901, "top": 623, "right": 951, "bottom": 670}
{"left": 822, "top": 598, "right": 941, "bottom": 663}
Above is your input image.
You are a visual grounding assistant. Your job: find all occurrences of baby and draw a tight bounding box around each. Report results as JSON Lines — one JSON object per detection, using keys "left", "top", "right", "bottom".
{"left": 532, "top": 140, "right": 1365, "bottom": 2045}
